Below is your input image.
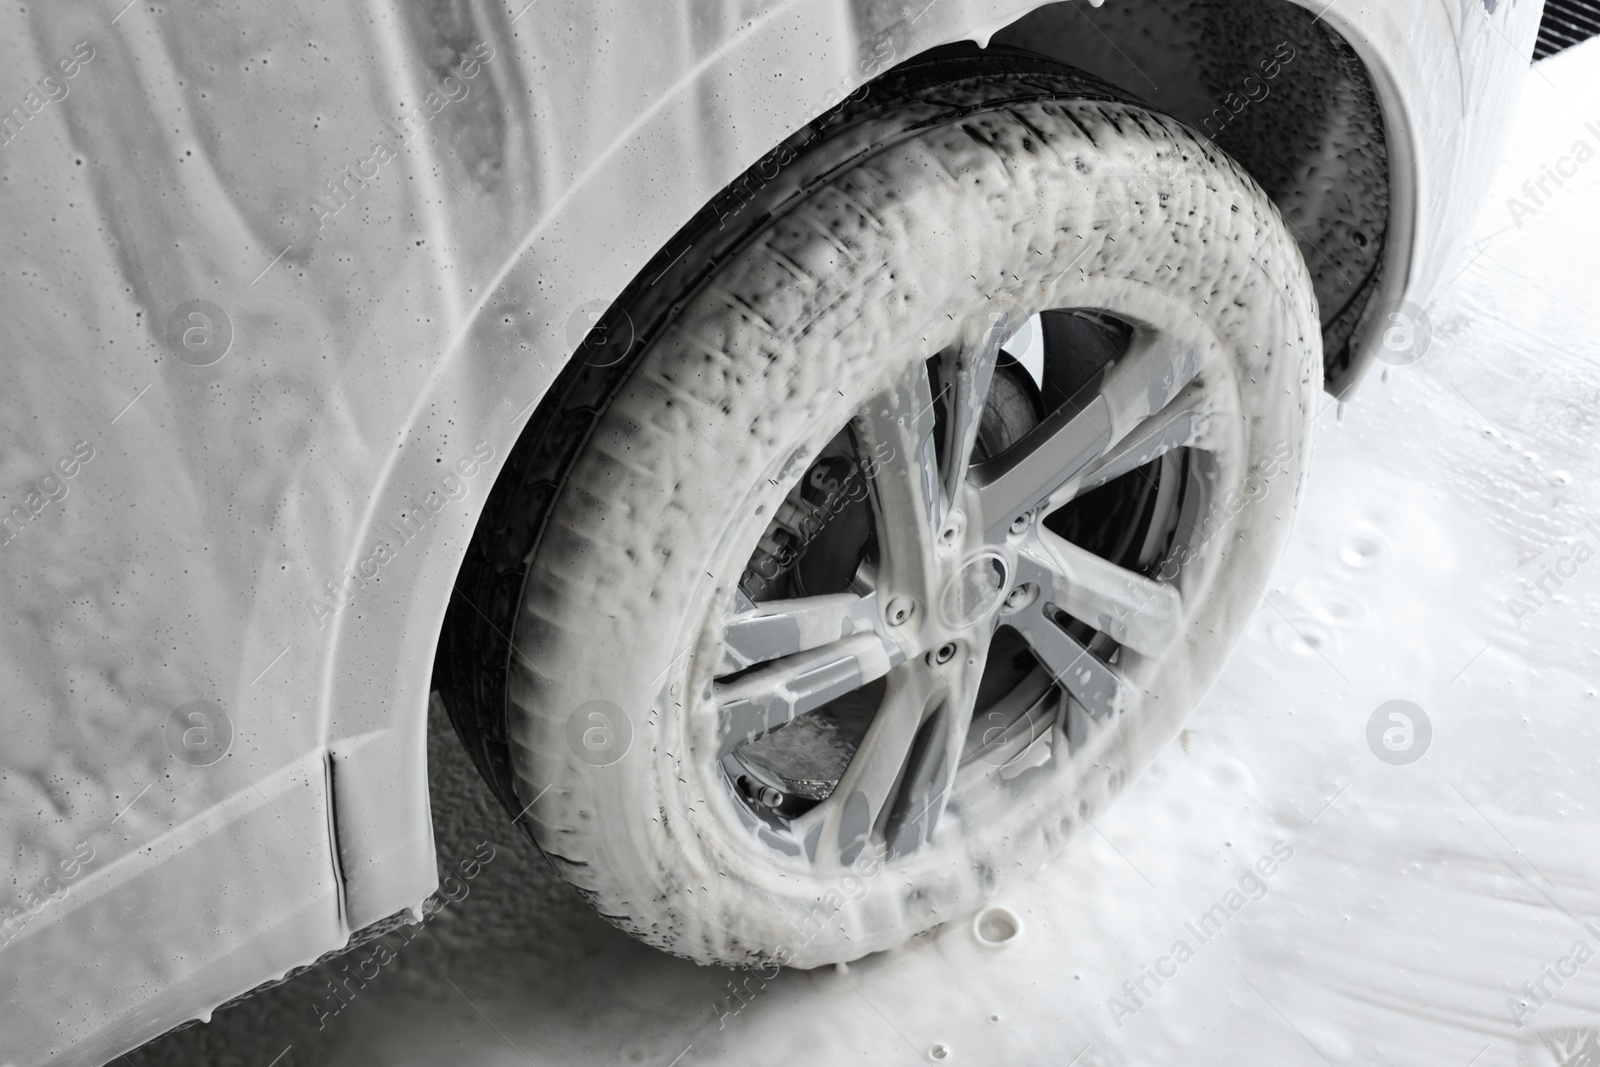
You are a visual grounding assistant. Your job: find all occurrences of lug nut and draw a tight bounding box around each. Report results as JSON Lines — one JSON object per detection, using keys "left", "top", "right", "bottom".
{"left": 887, "top": 596, "right": 915, "bottom": 626}
{"left": 930, "top": 642, "right": 958, "bottom": 665}
{"left": 1002, "top": 583, "right": 1038, "bottom": 614}
{"left": 941, "top": 511, "right": 965, "bottom": 544}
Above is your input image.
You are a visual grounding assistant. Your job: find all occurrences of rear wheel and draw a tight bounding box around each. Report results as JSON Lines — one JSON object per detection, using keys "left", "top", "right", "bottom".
{"left": 446, "top": 48, "right": 1319, "bottom": 968}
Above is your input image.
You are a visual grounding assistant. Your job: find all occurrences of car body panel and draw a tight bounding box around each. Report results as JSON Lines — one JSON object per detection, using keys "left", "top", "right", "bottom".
{"left": 0, "top": 0, "right": 1537, "bottom": 1061}
{"left": 1345, "top": 0, "right": 1542, "bottom": 385}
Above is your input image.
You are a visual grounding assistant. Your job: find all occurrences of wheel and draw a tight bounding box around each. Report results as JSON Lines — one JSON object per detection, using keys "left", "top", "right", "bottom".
{"left": 444, "top": 46, "right": 1320, "bottom": 969}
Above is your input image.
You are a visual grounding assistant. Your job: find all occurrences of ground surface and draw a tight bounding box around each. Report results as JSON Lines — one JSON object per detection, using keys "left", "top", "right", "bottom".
{"left": 131, "top": 38, "right": 1600, "bottom": 1067}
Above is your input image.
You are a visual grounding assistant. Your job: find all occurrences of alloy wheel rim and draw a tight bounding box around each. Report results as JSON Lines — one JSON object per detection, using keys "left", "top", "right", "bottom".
{"left": 702, "top": 300, "right": 1243, "bottom": 872}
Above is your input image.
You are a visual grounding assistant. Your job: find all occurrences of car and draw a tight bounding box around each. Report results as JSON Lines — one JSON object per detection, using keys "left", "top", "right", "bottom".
{"left": 0, "top": 0, "right": 1546, "bottom": 1061}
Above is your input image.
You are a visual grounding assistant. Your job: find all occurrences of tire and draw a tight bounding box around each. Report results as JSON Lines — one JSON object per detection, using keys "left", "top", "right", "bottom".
{"left": 443, "top": 46, "right": 1320, "bottom": 969}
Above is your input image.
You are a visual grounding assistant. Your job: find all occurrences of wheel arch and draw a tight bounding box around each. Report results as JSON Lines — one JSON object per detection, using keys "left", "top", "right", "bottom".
{"left": 425, "top": 0, "right": 1416, "bottom": 846}
{"left": 402, "top": 0, "right": 1515, "bottom": 932}
{"left": 982, "top": 0, "right": 1398, "bottom": 396}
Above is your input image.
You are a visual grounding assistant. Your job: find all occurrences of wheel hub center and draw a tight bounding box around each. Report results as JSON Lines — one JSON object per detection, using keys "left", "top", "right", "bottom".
{"left": 937, "top": 548, "right": 1010, "bottom": 630}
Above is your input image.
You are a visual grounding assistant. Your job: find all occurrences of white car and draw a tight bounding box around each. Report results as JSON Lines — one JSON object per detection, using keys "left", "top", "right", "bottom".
{"left": 0, "top": 0, "right": 1544, "bottom": 1061}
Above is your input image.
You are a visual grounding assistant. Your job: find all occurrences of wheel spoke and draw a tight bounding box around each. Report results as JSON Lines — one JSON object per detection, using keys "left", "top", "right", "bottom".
{"left": 1001, "top": 581, "right": 1128, "bottom": 721}
{"left": 791, "top": 660, "right": 947, "bottom": 867}
{"left": 970, "top": 387, "right": 1113, "bottom": 539}
{"left": 971, "top": 325, "right": 1207, "bottom": 539}
{"left": 715, "top": 630, "right": 905, "bottom": 758}
{"left": 937, "top": 314, "right": 1007, "bottom": 505}
{"left": 1074, "top": 379, "right": 1214, "bottom": 495}
{"left": 721, "top": 320, "right": 1207, "bottom": 858}
{"left": 854, "top": 360, "right": 944, "bottom": 597}
{"left": 1096, "top": 326, "right": 1206, "bottom": 443}
{"left": 1016, "top": 531, "right": 1183, "bottom": 659}
{"left": 720, "top": 591, "right": 897, "bottom": 673}
{"left": 957, "top": 672, "right": 1057, "bottom": 778}
{"left": 884, "top": 631, "right": 989, "bottom": 858}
